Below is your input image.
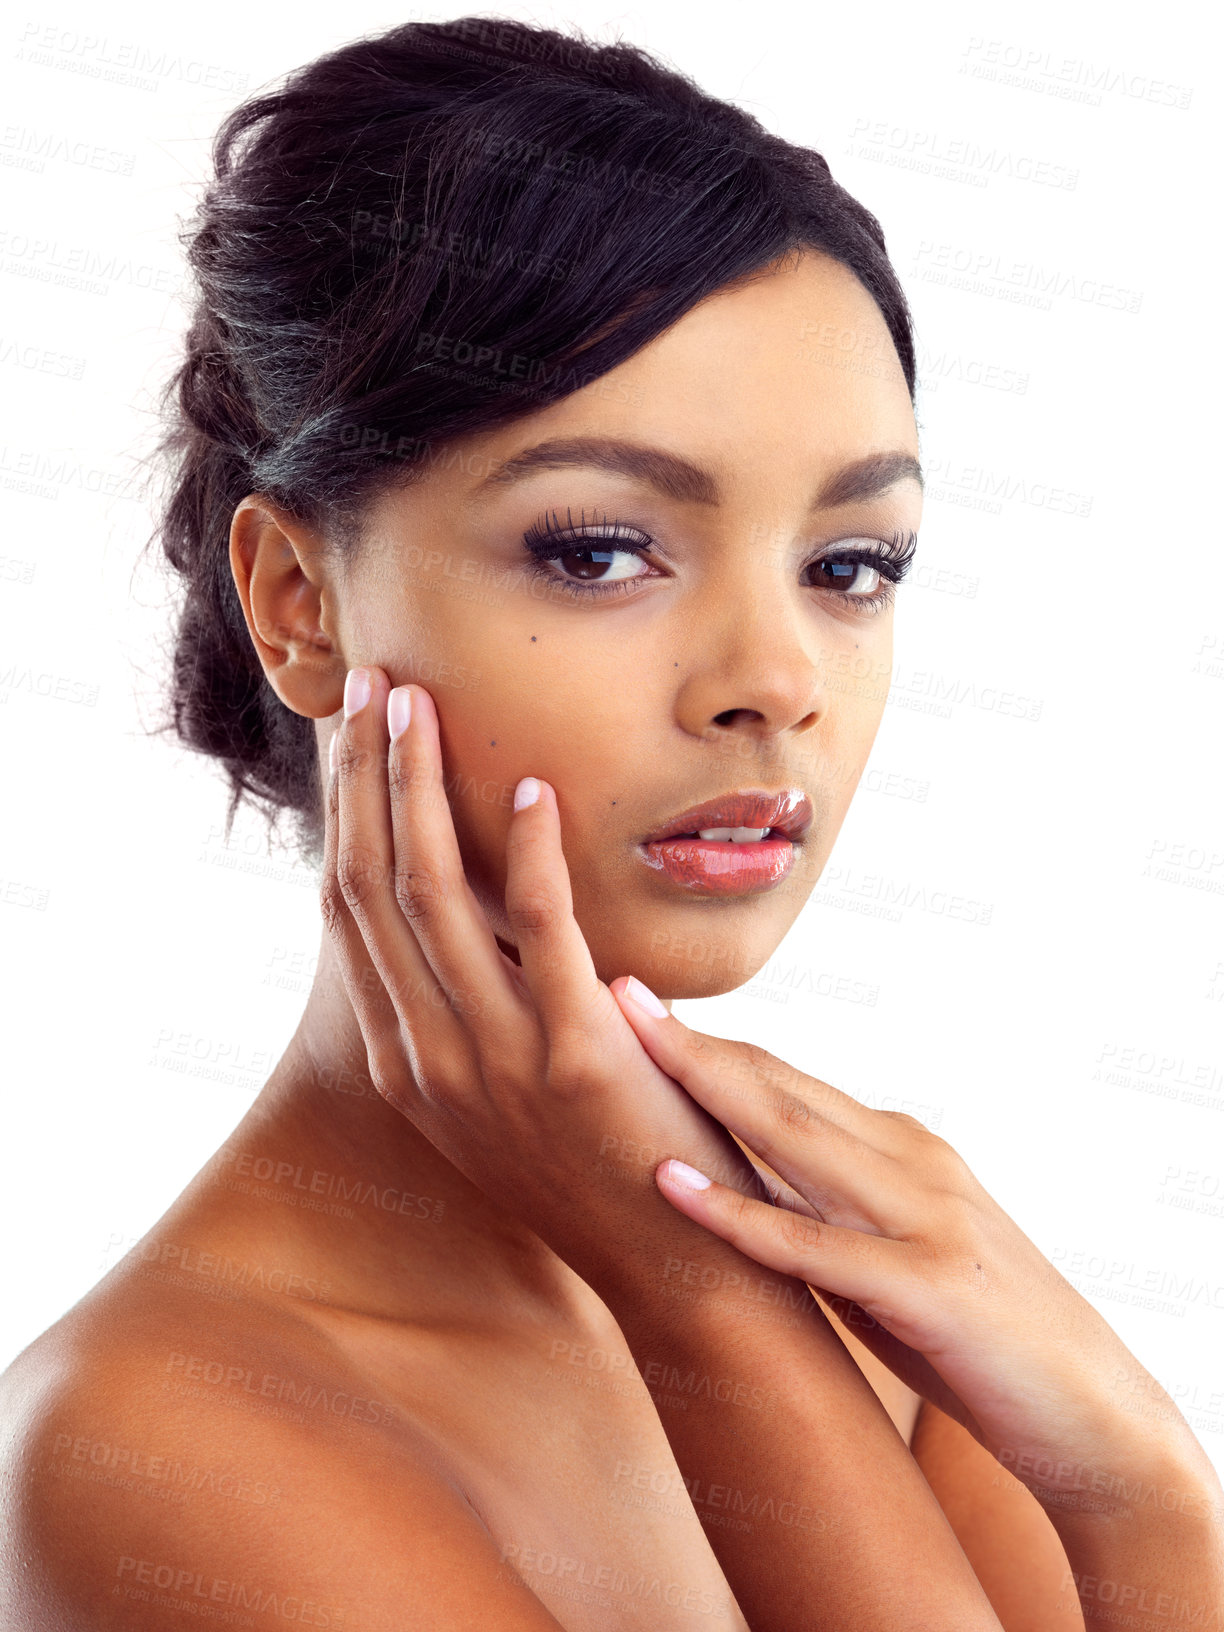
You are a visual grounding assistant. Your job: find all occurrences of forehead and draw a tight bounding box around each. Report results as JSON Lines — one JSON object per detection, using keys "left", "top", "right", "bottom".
{"left": 467, "top": 252, "right": 914, "bottom": 491}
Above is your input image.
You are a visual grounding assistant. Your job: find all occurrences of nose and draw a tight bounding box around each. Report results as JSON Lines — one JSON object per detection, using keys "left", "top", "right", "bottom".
{"left": 671, "top": 576, "right": 831, "bottom": 748}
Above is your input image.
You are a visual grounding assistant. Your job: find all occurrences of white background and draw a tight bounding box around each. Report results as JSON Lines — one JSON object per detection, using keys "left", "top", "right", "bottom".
{"left": 2, "top": 0, "right": 1221, "bottom": 1486}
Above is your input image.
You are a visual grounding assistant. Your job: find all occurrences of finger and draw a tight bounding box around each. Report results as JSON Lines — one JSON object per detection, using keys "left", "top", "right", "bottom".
{"left": 320, "top": 705, "right": 416, "bottom": 1109}
{"left": 384, "top": 681, "right": 522, "bottom": 1035}
{"left": 653, "top": 1158, "right": 918, "bottom": 1330}
{"left": 613, "top": 984, "right": 901, "bottom": 1149}
{"left": 502, "top": 775, "right": 621, "bottom": 1051}
{"left": 612, "top": 990, "right": 915, "bottom": 1232}
{"left": 334, "top": 668, "right": 465, "bottom": 1062}
{"left": 660, "top": 1153, "right": 969, "bottom": 1429}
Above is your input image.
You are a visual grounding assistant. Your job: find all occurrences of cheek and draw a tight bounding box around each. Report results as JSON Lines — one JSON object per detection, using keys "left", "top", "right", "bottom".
{"left": 431, "top": 699, "right": 525, "bottom": 883}
{"left": 428, "top": 675, "right": 577, "bottom": 897}
{"left": 826, "top": 630, "right": 892, "bottom": 733}
{"left": 429, "top": 654, "right": 656, "bottom": 924}
{"left": 804, "top": 642, "right": 892, "bottom": 819}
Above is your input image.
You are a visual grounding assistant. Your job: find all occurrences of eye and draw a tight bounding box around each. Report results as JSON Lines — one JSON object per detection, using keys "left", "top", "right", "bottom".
{"left": 805, "top": 531, "right": 919, "bottom": 614}
{"left": 520, "top": 509, "right": 658, "bottom": 599}
{"left": 811, "top": 557, "right": 883, "bottom": 596}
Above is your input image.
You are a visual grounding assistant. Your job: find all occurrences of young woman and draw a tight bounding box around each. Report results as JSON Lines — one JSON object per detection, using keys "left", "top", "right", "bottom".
{"left": 2, "top": 16, "right": 1220, "bottom": 1629}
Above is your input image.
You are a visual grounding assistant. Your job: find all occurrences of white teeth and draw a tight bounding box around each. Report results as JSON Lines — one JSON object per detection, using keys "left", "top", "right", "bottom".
{"left": 695, "top": 826, "right": 771, "bottom": 842}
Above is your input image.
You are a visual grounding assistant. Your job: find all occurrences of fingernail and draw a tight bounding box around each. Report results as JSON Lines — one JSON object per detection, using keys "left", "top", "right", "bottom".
{"left": 388, "top": 686, "right": 412, "bottom": 740}
{"left": 514, "top": 776, "right": 540, "bottom": 810}
{"left": 662, "top": 1159, "right": 711, "bottom": 1191}
{"left": 343, "top": 667, "right": 371, "bottom": 717}
{"left": 623, "top": 975, "right": 667, "bottom": 1018}
{"left": 328, "top": 733, "right": 339, "bottom": 775}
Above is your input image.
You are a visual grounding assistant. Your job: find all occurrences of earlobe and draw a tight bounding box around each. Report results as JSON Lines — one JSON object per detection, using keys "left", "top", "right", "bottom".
{"left": 228, "top": 496, "right": 347, "bottom": 719}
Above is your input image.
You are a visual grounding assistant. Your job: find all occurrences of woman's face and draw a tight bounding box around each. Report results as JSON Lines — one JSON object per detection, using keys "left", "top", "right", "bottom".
{"left": 317, "top": 250, "right": 922, "bottom": 998}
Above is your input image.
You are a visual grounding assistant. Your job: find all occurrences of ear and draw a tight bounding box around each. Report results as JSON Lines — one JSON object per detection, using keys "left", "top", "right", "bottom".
{"left": 228, "top": 495, "right": 347, "bottom": 719}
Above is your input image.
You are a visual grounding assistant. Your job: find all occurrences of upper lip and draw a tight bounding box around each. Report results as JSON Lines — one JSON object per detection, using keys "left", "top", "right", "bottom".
{"left": 640, "top": 789, "right": 813, "bottom": 845}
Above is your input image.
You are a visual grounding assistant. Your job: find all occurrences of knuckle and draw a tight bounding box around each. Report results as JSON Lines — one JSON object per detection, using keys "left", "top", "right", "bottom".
{"left": 393, "top": 861, "right": 449, "bottom": 924}
{"left": 505, "top": 886, "right": 560, "bottom": 939}
{"left": 395, "top": 1034, "right": 465, "bottom": 1111}
{"left": 923, "top": 1132, "right": 975, "bottom": 1190}
{"left": 883, "top": 1113, "right": 971, "bottom": 1183}
{"left": 411, "top": 1067, "right": 458, "bottom": 1111}
{"left": 736, "top": 1040, "right": 790, "bottom": 1092}
{"left": 772, "top": 1204, "right": 818, "bottom": 1257}
{"left": 318, "top": 873, "right": 348, "bottom": 939}
{"left": 884, "top": 1109, "right": 930, "bottom": 1134}
{"left": 335, "top": 842, "right": 387, "bottom": 913}
{"left": 366, "top": 1045, "right": 412, "bottom": 1110}
{"left": 775, "top": 1090, "right": 816, "bottom": 1136}
{"left": 334, "top": 735, "right": 379, "bottom": 786}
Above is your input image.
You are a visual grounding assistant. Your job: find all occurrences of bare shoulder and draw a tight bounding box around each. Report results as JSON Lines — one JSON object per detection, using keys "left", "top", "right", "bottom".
{"left": 0, "top": 1278, "right": 566, "bottom": 1631}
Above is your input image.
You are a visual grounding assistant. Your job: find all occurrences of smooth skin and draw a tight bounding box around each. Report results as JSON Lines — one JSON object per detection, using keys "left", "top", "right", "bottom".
{"left": 3, "top": 248, "right": 1218, "bottom": 1627}
{"left": 326, "top": 666, "right": 1224, "bottom": 1627}
{"left": 325, "top": 669, "right": 1003, "bottom": 1627}
{"left": 624, "top": 1009, "right": 1224, "bottom": 1613}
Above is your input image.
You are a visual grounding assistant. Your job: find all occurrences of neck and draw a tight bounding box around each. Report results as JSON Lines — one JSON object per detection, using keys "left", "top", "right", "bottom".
{"left": 196, "top": 925, "right": 609, "bottom": 1333}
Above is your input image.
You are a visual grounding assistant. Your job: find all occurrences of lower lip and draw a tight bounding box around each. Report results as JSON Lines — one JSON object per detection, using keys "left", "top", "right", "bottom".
{"left": 637, "top": 834, "right": 796, "bottom": 896}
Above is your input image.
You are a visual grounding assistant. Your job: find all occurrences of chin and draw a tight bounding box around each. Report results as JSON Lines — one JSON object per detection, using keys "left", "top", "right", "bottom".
{"left": 648, "top": 967, "right": 761, "bottom": 1003}
{"left": 589, "top": 928, "right": 778, "bottom": 1003}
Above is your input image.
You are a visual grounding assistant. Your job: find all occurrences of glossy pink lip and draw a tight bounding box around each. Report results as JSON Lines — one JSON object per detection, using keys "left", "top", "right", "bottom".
{"left": 638, "top": 834, "right": 796, "bottom": 896}
{"left": 635, "top": 789, "right": 811, "bottom": 897}
{"left": 639, "top": 789, "right": 813, "bottom": 845}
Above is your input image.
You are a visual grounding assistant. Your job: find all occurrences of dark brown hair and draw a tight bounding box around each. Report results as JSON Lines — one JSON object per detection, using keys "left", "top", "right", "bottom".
{"left": 151, "top": 14, "right": 917, "bottom": 868}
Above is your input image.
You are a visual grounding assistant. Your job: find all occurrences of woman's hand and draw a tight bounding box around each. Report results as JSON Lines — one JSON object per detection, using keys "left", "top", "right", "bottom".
{"left": 319, "top": 666, "right": 767, "bottom": 1302}
{"left": 320, "top": 666, "right": 1032, "bottom": 1628}
{"left": 611, "top": 994, "right": 1219, "bottom": 1509}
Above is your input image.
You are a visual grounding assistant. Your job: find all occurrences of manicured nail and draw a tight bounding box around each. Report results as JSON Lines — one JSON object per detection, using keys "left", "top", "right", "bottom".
{"left": 344, "top": 667, "right": 371, "bottom": 717}
{"left": 328, "top": 733, "right": 339, "bottom": 775}
{"left": 623, "top": 975, "right": 667, "bottom": 1018}
{"left": 388, "top": 686, "right": 412, "bottom": 741}
{"left": 514, "top": 776, "right": 540, "bottom": 810}
{"left": 661, "top": 1159, "right": 711, "bottom": 1191}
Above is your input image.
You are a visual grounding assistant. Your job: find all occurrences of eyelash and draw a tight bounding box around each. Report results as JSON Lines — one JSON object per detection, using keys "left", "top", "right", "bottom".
{"left": 520, "top": 508, "right": 919, "bottom": 612}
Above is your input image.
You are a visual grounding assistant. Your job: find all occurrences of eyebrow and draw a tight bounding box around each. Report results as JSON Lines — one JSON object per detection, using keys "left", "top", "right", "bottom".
{"left": 473, "top": 436, "right": 923, "bottom": 508}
